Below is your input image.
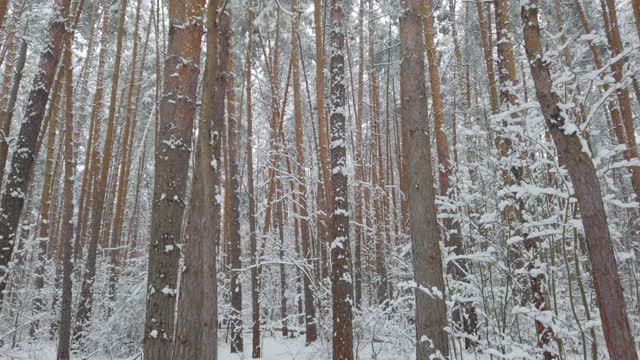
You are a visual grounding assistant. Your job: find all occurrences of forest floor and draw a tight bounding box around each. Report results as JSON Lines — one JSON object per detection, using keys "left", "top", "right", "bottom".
{"left": 0, "top": 335, "right": 410, "bottom": 359}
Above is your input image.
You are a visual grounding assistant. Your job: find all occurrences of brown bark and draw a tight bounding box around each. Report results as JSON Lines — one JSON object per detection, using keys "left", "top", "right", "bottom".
{"left": 399, "top": 0, "right": 449, "bottom": 358}
{"left": 32, "top": 70, "right": 63, "bottom": 324}
{"left": 173, "top": 3, "right": 222, "bottom": 359}
{"left": 73, "top": 0, "right": 110, "bottom": 329}
{"left": 244, "top": 2, "right": 256, "bottom": 356}
{"left": 227, "top": 9, "right": 243, "bottom": 352}
{"left": 475, "top": 0, "right": 499, "bottom": 114}
{"left": 108, "top": 0, "right": 143, "bottom": 302}
{"left": 422, "top": 0, "right": 452, "bottom": 198}
{"left": 314, "top": 0, "right": 333, "bottom": 261}
{"left": 291, "top": 0, "right": 318, "bottom": 344}
{"left": 632, "top": 0, "right": 640, "bottom": 42}
{"left": 521, "top": 3, "right": 636, "bottom": 358}
{"left": 74, "top": 0, "right": 124, "bottom": 339}
{"left": 143, "top": 0, "right": 205, "bottom": 358}
{"left": 56, "top": 27, "right": 75, "bottom": 360}
{"left": 368, "top": 1, "right": 389, "bottom": 306}
{"left": 0, "top": 39, "right": 27, "bottom": 185}
{"left": 600, "top": 0, "right": 640, "bottom": 198}
{"left": 329, "top": 0, "right": 353, "bottom": 358}
{"left": 353, "top": 0, "right": 366, "bottom": 308}
{"left": 0, "top": 0, "right": 71, "bottom": 304}
{"left": 0, "top": 3, "right": 18, "bottom": 182}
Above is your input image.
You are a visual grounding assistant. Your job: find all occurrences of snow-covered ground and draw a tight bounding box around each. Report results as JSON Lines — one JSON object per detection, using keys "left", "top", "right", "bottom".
{"left": 0, "top": 335, "right": 413, "bottom": 359}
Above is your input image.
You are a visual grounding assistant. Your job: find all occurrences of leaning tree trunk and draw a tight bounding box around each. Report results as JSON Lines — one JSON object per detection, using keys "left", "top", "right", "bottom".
{"left": 0, "top": 0, "right": 71, "bottom": 304}
{"left": 399, "top": 1, "right": 449, "bottom": 358}
{"left": 143, "top": 1, "right": 205, "bottom": 359}
{"left": 329, "top": 0, "right": 353, "bottom": 359}
{"left": 521, "top": 2, "right": 637, "bottom": 359}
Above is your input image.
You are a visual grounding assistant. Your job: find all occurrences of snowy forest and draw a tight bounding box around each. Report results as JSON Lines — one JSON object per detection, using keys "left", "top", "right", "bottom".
{"left": 0, "top": 0, "right": 639, "bottom": 359}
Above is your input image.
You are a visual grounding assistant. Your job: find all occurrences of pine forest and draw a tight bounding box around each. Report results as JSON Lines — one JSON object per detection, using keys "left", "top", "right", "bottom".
{"left": 0, "top": 0, "right": 639, "bottom": 359}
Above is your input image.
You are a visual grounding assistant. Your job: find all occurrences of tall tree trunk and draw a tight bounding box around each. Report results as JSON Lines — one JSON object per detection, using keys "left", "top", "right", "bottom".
{"left": 73, "top": 0, "right": 111, "bottom": 339}
{"left": 244, "top": 1, "right": 256, "bottom": 355}
{"left": 0, "top": 0, "right": 71, "bottom": 304}
{"left": 75, "top": 0, "right": 126, "bottom": 339}
{"left": 108, "top": 0, "right": 143, "bottom": 303}
{"left": 227, "top": 8, "right": 244, "bottom": 352}
{"left": 32, "top": 69, "right": 63, "bottom": 333}
{"left": 399, "top": 1, "right": 449, "bottom": 358}
{"left": 56, "top": 26, "right": 75, "bottom": 360}
{"left": 475, "top": 0, "right": 499, "bottom": 114}
{"left": 173, "top": 2, "right": 222, "bottom": 358}
{"left": 600, "top": 0, "right": 640, "bottom": 198}
{"left": 0, "top": 39, "right": 27, "bottom": 185}
{"left": 521, "top": 3, "right": 637, "bottom": 358}
{"left": 329, "top": 0, "right": 353, "bottom": 358}
{"left": 572, "top": 0, "right": 640, "bottom": 199}
{"left": 314, "top": 0, "right": 333, "bottom": 266}
{"left": 368, "top": 1, "right": 389, "bottom": 306}
{"left": 291, "top": 0, "right": 318, "bottom": 344}
{"left": 352, "top": 0, "right": 366, "bottom": 308}
{"left": 143, "top": 1, "right": 205, "bottom": 358}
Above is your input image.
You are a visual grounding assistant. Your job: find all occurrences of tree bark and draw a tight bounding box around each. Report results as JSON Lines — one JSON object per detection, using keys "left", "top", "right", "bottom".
{"left": 108, "top": 0, "right": 143, "bottom": 303}
{"left": 314, "top": 0, "right": 333, "bottom": 267}
{"left": 329, "top": 0, "right": 353, "bottom": 358}
{"left": 173, "top": 3, "right": 223, "bottom": 358}
{"left": 0, "top": 0, "right": 71, "bottom": 304}
{"left": 399, "top": 1, "right": 449, "bottom": 358}
{"left": 56, "top": 26, "right": 75, "bottom": 360}
{"left": 74, "top": 0, "right": 126, "bottom": 339}
{"left": 227, "top": 6, "right": 244, "bottom": 353}
{"left": 600, "top": 0, "right": 640, "bottom": 199}
{"left": 291, "top": 0, "right": 318, "bottom": 344}
{"left": 244, "top": 2, "right": 256, "bottom": 356}
{"left": 143, "top": 1, "right": 205, "bottom": 358}
{"left": 521, "top": 2, "right": 637, "bottom": 359}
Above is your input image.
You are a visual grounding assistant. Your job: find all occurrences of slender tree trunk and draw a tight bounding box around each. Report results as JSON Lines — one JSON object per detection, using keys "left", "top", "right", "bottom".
{"left": 352, "top": 0, "right": 366, "bottom": 308}
{"left": 75, "top": 0, "right": 128, "bottom": 339}
{"left": 143, "top": 1, "right": 205, "bottom": 358}
{"left": 56, "top": 26, "right": 75, "bottom": 360}
{"left": 329, "top": 0, "right": 353, "bottom": 358}
{"left": 314, "top": 0, "right": 333, "bottom": 266}
{"left": 367, "top": 1, "right": 389, "bottom": 306}
{"left": 244, "top": 2, "right": 256, "bottom": 355}
{"left": 73, "top": 0, "right": 111, "bottom": 340}
{"left": 32, "top": 70, "right": 63, "bottom": 334}
{"left": 600, "top": 0, "right": 640, "bottom": 198}
{"left": 0, "top": 39, "right": 27, "bottom": 185}
{"left": 108, "top": 0, "right": 143, "bottom": 303}
{"left": 291, "top": 0, "right": 318, "bottom": 344}
{"left": 399, "top": 1, "right": 449, "bottom": 358}
{"left": 475, "top": 0, "right": 499, "bottom": 114}
{"left": 227, "top": 8, "right": 243, "bottom": 353}
{"left": 0, "top": 0, "right": 71, "bottom": 304}
{"left": 521, "top": 3, "right": 637, "bottom": 358}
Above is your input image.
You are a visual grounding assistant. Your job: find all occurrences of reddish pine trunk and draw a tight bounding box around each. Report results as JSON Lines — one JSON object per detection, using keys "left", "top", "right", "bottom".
{"left": 521, "top": 3, "right": 636, "bottom": 359}
{"left": 0, "top": 0, "right": 71, "bottom": 304}
{"left": 143, "top": 1, "right": 205, "bottom": 358}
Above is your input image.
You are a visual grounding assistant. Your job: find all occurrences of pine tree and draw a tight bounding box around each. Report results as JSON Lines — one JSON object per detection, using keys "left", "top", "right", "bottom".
{"left": 399, "top": 0, "right": 449, "bottom": 358}
{"left": 143, "top": 1, "right": 206, "bottom": 358}
{"left": 0, "top": 0, "right": 71, "bottom": 304}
